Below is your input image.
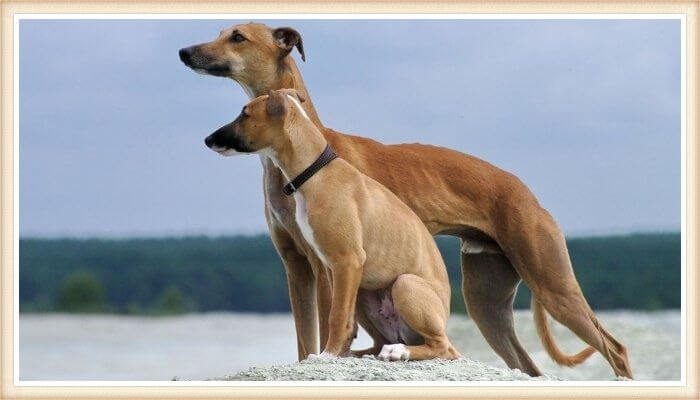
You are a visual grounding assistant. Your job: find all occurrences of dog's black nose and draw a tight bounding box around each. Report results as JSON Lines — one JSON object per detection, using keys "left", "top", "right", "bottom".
{"left": 204, "top": 135, "right": 215, "bottom": 148}
{"left": 179, "top": 47, "right": 193, "bottom": 65}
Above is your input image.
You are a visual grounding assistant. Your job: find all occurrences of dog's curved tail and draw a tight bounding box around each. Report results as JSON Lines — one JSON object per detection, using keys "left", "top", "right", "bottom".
{"left": 531, "top": 296, "right": 596, "bottom": 367}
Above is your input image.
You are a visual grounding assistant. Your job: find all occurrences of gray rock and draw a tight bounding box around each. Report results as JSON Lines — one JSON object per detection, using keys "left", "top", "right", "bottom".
{"left": 216, "top": 356, "right": 563, "bottom": 381}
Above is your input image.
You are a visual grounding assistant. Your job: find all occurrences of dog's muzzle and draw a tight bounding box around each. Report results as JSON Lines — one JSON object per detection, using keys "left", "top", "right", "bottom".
{"left": 204, "top": 135, "right": 238, "bottom": 156}
{"left": 204, "top": 124, "right": 252, "bottom": 156}
{"left": 204, "top": 134, "right": 216, "bottom": 149}
{"left": 178, "top": 46, "right": 195, "bottom": 66}
{"left": 179, "top": 46, "right": 231, "bottom": 76}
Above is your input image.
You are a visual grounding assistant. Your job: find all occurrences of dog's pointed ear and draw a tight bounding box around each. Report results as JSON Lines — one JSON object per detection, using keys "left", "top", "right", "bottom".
{"left": 273, "top": 27, "right": 306, "bottom": 62}
{"left": 293, "top": 90, "right": 306, "bottom": 103}
{"left": 266, "top": 90, "right": 288, "bottom": 119}
{"left": 281, "top": 88, "right": 306, "bottom": 103}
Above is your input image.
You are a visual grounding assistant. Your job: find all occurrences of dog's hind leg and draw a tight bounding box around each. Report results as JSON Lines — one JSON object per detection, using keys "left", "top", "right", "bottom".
{"left": 460, "top": 249, "right": 542, "bottom": 376}
{"left": 500, "top": 209, "right": 632, "bottom": 378}
{"left": 379, "top": 274, "right": 460, "bottom": 361}
{"left": 531, "top": 281, "right": 632, "bottom": 378}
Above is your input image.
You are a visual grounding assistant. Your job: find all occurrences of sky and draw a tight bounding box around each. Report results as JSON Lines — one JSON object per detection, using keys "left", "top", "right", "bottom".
{"left": 19, "top": 19, "right": 681, "bottom": 237}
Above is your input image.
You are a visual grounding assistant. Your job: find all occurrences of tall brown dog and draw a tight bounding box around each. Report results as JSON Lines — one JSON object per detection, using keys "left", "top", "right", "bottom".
{"left": 206, "top": 89, "right": 461, "bottom": 361}
{"left": 180, "top": 23, "right": 632, "bottom": 378}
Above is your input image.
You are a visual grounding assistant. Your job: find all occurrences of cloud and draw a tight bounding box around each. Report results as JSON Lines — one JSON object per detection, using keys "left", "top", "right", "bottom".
{"left": 19, "top": 19, "right": 680, "bottom": 236}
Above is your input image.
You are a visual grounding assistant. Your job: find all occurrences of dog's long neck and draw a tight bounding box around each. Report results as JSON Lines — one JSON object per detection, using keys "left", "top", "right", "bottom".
{"left": 268, "top": 103, "right": 328, "bottom": 183}
{"left": 245, "top": 56, "right": 332, "bottom": 197}
{"left": 242, "top": 56, "right": 324, "bottom": 129}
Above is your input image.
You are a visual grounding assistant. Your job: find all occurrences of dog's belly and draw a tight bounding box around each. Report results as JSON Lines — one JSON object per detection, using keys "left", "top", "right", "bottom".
{"left": 357, "top": 288, "right": 422, "bottom": 346}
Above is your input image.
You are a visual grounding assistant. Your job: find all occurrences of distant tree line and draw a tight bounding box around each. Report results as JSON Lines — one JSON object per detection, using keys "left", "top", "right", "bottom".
{"left": 19, "top": 233, "right": 680, "bottom": 314}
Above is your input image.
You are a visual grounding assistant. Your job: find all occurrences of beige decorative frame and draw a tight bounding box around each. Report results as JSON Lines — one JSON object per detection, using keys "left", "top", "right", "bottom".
{"left": 1, "top": 1, "right": 697, "bottom": 399}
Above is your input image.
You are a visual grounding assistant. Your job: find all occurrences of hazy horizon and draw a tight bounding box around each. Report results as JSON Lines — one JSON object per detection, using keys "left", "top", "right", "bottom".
{"left": 19, "top": 19, "right": 681, "bottom": 237}
{"left": 19, "top": 227, "right": 681, "bottom": 240}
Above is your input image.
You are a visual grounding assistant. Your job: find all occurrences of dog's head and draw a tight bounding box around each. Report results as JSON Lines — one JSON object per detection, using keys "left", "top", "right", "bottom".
{"left": 179, "top": 23, "right": 305, "bottom": 90}
{"left": 204, "top": 89, "right": 306, "bottom": 156}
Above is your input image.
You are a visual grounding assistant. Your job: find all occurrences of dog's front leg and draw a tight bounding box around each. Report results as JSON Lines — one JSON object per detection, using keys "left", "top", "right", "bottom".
{"left": 320, "top": 259, "right": 364, "bottom": 357}
{"left": 269, "top": 225, "right": 319, "bottom": 360}
{"left": 314, "top": 264, "right": 332, "bottom": 350}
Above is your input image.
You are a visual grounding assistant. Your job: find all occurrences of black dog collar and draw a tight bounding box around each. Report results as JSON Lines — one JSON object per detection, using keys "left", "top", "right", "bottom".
{"left": 282, "top": 145, "right": 338, "bottom": 196}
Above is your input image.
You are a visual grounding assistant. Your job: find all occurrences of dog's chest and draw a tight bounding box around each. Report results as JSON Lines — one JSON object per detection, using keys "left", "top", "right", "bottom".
{"left": 292, "top": 192, "right": 329, "bottom": 266}
{"left": 262, "top": 157, "right": 325, "bottom": 261}
{"left": 262, "top": 160, "right": 294, "bottom": 224}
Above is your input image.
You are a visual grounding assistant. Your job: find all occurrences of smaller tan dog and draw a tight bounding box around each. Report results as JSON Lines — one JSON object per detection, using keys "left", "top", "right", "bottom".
{"left": 205, "top": 88, "right": 460, "bottom": 360}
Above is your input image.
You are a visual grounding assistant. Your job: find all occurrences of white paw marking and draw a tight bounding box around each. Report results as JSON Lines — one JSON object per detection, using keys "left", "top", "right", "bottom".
{"left": 378, "top": 344, "right": 409, "bottom": 361}
{"left": 307, "top": 351, "right": 337, "bottom": 360}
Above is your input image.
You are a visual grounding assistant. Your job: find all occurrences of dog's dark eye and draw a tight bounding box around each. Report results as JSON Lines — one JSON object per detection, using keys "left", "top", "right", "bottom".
{"left": 231, "top": 33, "right": 246, "bottom": 43}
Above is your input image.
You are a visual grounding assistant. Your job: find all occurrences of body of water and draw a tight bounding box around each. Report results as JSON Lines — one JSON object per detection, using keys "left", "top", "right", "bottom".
{"left": 19, "top": 310, "right": 680, "bottom": 381}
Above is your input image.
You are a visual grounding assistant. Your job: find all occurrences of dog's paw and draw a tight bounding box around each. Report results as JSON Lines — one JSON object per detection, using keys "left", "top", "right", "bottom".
{"left": 306, "top": 351, "right": 338, "bottom": 361}
{"left": 377, "top": 344, "right": 409, "bottom": 361}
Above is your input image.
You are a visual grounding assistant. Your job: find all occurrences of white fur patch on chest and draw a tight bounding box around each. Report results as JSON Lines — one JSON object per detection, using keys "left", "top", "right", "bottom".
{"left": 293, "top": 192, "right": 329, "bottom": 266}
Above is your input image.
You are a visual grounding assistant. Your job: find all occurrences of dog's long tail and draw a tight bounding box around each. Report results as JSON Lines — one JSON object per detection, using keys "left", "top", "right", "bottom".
{"left": 531, "top": 296, "right": 596, "bottom": 367}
